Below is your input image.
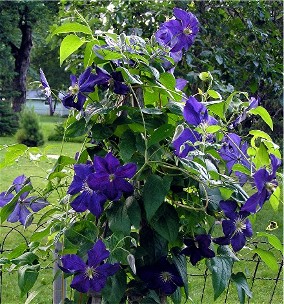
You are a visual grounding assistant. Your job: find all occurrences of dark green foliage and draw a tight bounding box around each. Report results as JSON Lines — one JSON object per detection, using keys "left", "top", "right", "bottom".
{"left": 16, "top": 108, "right": 44, "bottom": 146}
{"left": 0, "top": 101, "right": 19, "bottom": 136}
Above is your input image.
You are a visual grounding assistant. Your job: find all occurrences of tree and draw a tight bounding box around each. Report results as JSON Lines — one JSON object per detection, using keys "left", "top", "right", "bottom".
{"left": 0, "top": 1, "right": 59, "bottom": 112}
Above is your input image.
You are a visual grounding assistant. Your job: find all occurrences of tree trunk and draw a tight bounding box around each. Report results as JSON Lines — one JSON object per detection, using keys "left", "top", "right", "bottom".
{"left": 11, "top": 5, "right": 33, "bottom": 112}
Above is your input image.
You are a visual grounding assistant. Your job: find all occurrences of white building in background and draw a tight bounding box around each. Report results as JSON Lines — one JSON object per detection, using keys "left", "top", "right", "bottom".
{"left": 25, "top": 89, "right": 69, "bottom": 116}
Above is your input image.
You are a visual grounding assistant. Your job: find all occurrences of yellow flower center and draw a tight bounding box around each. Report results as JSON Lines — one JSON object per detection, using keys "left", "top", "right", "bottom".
{"left": 69, "top": 83, "right": 80, "bottom": 96}
{"left": 109, "top": 174, "right": 115, "bottom": 182}
{"left": 183, "top": 26, "right": 193, "bottom": 35}
{"left": 160, "top": 271, "right": 173, "bottom": 283}
{"left": 85, "top": 266, "right": 98, "bottom": 280}
{"left": 234, "top": 217, "right": 246, "bottom": 233}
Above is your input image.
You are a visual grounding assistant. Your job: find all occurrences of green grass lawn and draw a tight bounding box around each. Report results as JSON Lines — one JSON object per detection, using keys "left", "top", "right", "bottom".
{"left": 0, "top": 115, "right": 283, "bottom": 304}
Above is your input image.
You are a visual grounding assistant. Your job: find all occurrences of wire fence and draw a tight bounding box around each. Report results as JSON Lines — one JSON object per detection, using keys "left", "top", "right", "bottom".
{"left": 0, "top": 225, "right": 283, "bottom": 304}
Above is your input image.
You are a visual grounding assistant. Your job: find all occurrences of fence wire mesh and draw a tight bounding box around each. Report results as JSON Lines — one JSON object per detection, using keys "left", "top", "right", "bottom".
{"left": 0, "top": 225, "right": 283, "bottom": 304}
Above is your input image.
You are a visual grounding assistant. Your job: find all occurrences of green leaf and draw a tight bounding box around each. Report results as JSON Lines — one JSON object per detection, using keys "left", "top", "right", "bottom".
{"left": 207, "top": 256, "right": 233, "bottom": 300}
{"left": 148, "top": 124, "right": 175, "bottom": 147}
{"left": 151, "top": 203, "right": 179, "bottom": 243}
{"left": 50, "top": 155, "right": 75, "bottom": 175}
{"left": 102, "top": 269, "right": 127, "bottom": 304}
{"left": 231, "top": 272, "right": 252, "bottom": 304}
{"left": 117, "top": 67, "right": 143, "bottom": 84}
{"left": 0, "top": 144, "right": 27, "bottom": 170}
{"left": 7, "top": 243, "right": 28, "bottom": 259}
{"left": 126, "top": 196, "right": 141, "bottom": 229}
{"left": 199, "top": 71, "right": 212, "bottom": 81}
{"left": 207, "top": 101, "right": 225, "bottom": 120}
{"left": 12, "top": 252, "right": 38, "bottom": 266}
{"left": 91, "top": 123, "right": 113, "bottom": 141}
{"left": 172, "top": 251, "right": 189, "bottom": 299}
{"left": 30, "top": 224, "right": 52, "bottom": 242}
{"left": 143, "top": 175, "right": 172, "bottom": 221}
{"left": 253, "top": 248, "right": 279, "bottom": 272}
{"left": 249, "top": 106, "right": 273, "bottom": 130}
{"left": 52, "top": 22, "right": 92, "bottom": 35}
{"left": 208, "top": 90, "right": 222, "bottom": 99}
{"left": 269, "top": 186, "right": 281, "bottom": 211}
{"left": 60, "top": 34, "right": 85, "bottom": 65}
{"left": 159, "top": 72, "right": 176, "bottom": 90}
{"left": 18, "top": 264, "right": 40, "bottom": 297}
{"left": 232, "top": 163, "right": 251, "bottom": 175}
{"left": 84, "top": 41, "right": 98, "bottom": 68}
{"left": 119, "top": 130, "right": 137, "bottom": 162}
{"left": 206, "top": 125, "right": 221, "bottom": 134}
{"left": 108, "top": 201, "right": 131, "bottom": 236}
{"left": 254, "top": 142, "right": 270, "bottom": 169}
{"left": 65, "top": 220, "right": 98, "bottom": 254}
{"left": 257, "top": 232, "right": 283, "bottom": 253}
{"left": 249, "top": 130, "right": 272, "bottom": 148}
{"left": 65, "top": 116, "right": 88, "bottom": 137}
{"left": 0, "top": 258, "right": 10, "bottom": 265}
{"left": 95, "top": 48, "right": 123, "bottom": 60}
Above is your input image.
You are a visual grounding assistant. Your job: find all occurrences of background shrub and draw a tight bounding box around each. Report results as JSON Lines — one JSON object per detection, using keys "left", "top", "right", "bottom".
{"left": 48, "top": 122, "right": 85, "bottom": 143}
{"left": 0, "top": 101, "right": 19, "bottom": 136}
{"left": 16, "top": 108, "right": 44, "bottom": 146}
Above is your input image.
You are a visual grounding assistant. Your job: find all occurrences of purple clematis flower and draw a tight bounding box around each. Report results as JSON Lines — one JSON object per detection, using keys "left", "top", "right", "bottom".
{"left": 241, "top": 154, "right": 281, "bottom": 213}
{"left": 68, "top": 163, "right": 107, "bottom": 218}
{"left": 218, "top": 133, "right": 251, "bottom": 184}
{"left": 0, "top": 175, "right": 48, "bottom": 226}
{"left": 137, "top": 257, "right": 184, "bottom": 295}
{"left": 183, "top": 96, "right": 218, "bottom": 127}
{"left": 61, "top": 67, "right": 97, "bottom": 110}
{"left": 93, "top": 67, "right": 129, "bottom": 95}
{"left": 87, "top": 152, "right": 137, "bottom": 201}
{"left": 181, "top": 234, "right": 215, "bottom": 265}
{"left": 156, "top": 8, "right": 199, "bottom": 53}
{"left": 214, "top": 200, "right": 253, "bottom": 252}
{"left": 60, "top": 240, "right": 119, "bottom": 293}
{"left": 230, "top": 97, "right": 259, "bottom": 128}
{"left": 172, "top": 127, "right": 201, "bottom": 158}
{"left": 39, "top": 68, "right": 51, "bottom": 98}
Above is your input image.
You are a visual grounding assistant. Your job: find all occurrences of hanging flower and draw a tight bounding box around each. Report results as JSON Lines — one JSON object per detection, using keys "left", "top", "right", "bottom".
{"left": 68, "top": 163, "right": 107, "bottom": 218}
{"left": 61, "top": 67, "right": 97, "bottom": 110}
{"left": 137, "top": 257, "right": 183, "bottom": 295}
{"left": 156, "top": 8, "right": 199, "bottom": 53}
{"left": 93, "top": 67, "right": 130, "bottom": 95}
{"left": 241, "top": 154, "right": 281, "bottom": 213}
{"left": 214, "top": 200, "right": 253, "bottom": 252}
{"left": 39, "top": 68, "right": 51, "bottom": 98}
{"left": 0, "top": 175, "right": 48, "bottom": 226}
{"left": 230, "top": 97, "right": 259, "bottom": 128}
{"left": 219, "top": 133, "right": 250, "bottom": 173}
{"left": 172, "top": 127, "right": 201, "bottom": 158}
{"left": 181, "top": 234, "right": 215, "bottom": 265}
{"left": 87, "top": 152, "right": 137, "bottom": 201}
{"left": 183, "top": 96, "right": 217, "bottom": 127}
{"left": 60, "top": 240, "right": 119, "bottom": 293}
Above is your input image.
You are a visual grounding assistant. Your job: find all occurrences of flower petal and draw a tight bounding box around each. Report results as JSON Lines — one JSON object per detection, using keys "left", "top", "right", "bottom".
{"left": 87, "top": 240, "right": 110, "bottom": 267}
{"left": 0, "top": 192, "right": 13, "bottom": 207}
{"left": 115, "top": 163, "right": 137, "bottom": 179}
{"left": 88, "top": 192, "right": 107, "bottom": 218}
{"left": 219, "top": 200, "right": 238, "bottom": 219}
{"left": 70, "top": 192, "right": 89, "bottom": 212}
{"left": 70, "top": 273, "right": 90, "bottom": 293}
{"left": 61, "top": 254, "right": 86, "bottom": 273}
{"left": 231, "top": 233, "right": 246, "bottom": 252}
{"left": 97, "top": 262, "right": 119, "bottom": 276}
{"left": 222, "top": 219, "right": 235, "bottom": 237}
